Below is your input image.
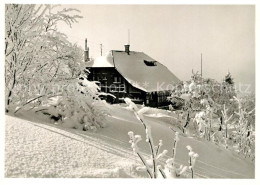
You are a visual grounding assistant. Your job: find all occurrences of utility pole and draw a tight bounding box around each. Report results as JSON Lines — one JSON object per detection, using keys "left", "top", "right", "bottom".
{"left": 201, "top": 53, "right": 203, "bottom": 77}
{"left": 100, "top": 44, "right": 103, "bottom": 56}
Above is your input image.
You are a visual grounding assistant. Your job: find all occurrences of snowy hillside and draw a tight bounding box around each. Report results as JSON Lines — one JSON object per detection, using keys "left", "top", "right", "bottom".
{"left": 5, "top": 104, "right": 254, "bottom": 178}
{"left": 4, "top": 4, "right": 255, "bottom": 180}
{"left": 5, "top": 115, "right": 137, "bottom": 178}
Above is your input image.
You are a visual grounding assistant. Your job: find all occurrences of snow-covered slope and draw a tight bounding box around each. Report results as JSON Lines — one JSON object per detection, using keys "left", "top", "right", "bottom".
{"left": 5, "top": 115, "right": 138, "bottom": 178}
{"left": 5, "top": 104, "right": 254, "bottom": 178}
{"left": 102, "top": 105, "right": 255, "bottom": 178}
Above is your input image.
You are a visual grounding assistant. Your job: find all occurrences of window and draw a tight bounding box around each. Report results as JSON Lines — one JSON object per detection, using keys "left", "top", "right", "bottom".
{"left": 114, "top": 76, "right": 118, "bottom": 83}
{"left": 119, "top": 84, "right": 125, "bottom": 92}
{"left": 114, "top": 76, "right": 122, "bottom": 83}
{"left": 110, "top": 84, "right": 117, "bottom": 92}
{"left": 101, "top": 82, "right": 108, "bottom": 92}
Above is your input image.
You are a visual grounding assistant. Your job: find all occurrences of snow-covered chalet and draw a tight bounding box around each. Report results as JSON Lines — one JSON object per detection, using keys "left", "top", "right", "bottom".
{"left": 84, "top": 39, "right": 180, "bottom": 108}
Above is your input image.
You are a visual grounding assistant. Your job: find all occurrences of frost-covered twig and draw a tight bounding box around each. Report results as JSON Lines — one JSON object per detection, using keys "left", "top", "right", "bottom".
{"left": 186, "top": 145, "right": 199, "bottom": 178}
{"left": 157, "top": 165, "right": 166, "bottom": 178}
{"left": 170, "top": 127, "right": 179, "bottom": 160}
{"left": 125, "top": 98, "right": 171, "bottom": 178}
{"left": 125, "top": 98, "right": 159, "bottom": 178}
{"left": 126, "top": 98, "right": 199, "bottom": 178}
{"left": 162, "top": 128, "right": 188, "bottom": 178}
{"left": 128, "top": 131, "right": 153, "bottom": 178}
{"left": 221, "top": 104, "right": 233, "bottom": 139}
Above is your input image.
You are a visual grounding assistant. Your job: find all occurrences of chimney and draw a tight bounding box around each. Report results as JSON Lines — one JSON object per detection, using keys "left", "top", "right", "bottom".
{"left": 84, "top": 38, "right": 90, "bottom": 62}
{"left": 124, "top": 44, "right": 130, "bottom": 55}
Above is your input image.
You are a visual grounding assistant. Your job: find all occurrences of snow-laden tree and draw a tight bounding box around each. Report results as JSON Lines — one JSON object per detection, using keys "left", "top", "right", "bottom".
{"left": 231, "top": 96, "right": 255, "bottom": 160}
{"left": 5, "top": 4, "right": 83, "bottom": 112}
{"left": 42, "top": 69, "right": 110, "bottom": 131}
{"left": 168, "top": 71, "right": 236, "bottom": 137}
{"left": 168, "top": 71, "right": 255, "bottom": 160}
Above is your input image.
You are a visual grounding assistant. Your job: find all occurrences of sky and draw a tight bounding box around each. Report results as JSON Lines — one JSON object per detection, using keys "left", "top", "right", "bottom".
{"left": 59, "top": 5, "right": 255, "bottom": 92}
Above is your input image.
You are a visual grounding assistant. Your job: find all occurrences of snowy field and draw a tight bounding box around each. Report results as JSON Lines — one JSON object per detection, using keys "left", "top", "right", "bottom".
{"left": 5, "top": 104, "right": 254, "bottom": 178}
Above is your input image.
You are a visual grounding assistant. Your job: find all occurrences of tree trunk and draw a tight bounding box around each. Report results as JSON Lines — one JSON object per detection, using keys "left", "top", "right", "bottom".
{"left": 6, "top": 69, "right": 16, "bottom": 112}
{"left": 219, "top": 116, "right": 223, "bottom": 131}
{"left": 184, "top": 111, "right": 190, "bottom": 128}
{"left": 226, "top": 122, "right": 228, "bottom": 138}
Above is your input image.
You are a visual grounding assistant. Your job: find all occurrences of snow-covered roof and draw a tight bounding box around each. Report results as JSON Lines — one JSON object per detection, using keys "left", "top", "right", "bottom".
{"left": 86, "top": 50, "right": 180, "bottom": 92}
{"left": 85, "top": 51, "right": 114, "bottom": 68}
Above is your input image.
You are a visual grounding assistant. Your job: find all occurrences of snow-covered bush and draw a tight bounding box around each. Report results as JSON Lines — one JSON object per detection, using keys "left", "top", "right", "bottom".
{"left": 126, "top": 98, "right": 197, "bottom": 178}
{"left": 5, "top": 5, "right": 109, "bottom": 131}
{"left": 43, "top": 70, "right": 110, "bottom": 131}
{"left": 169, "top": 71, "right": 255, "bottom": 160}
{"left": 231, "top": 96, "right": 255, "bottom": 160}
{"left": 169, "top": 71, "right": 234, "bottom": 137}
{"left": 168, "top": 71, "right": 236, "bottom": 134}
{"left": 125, "top": 97, "right": 161, "bottom": 178}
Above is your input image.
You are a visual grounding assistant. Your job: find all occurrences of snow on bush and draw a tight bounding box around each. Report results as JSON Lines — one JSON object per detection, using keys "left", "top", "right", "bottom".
{"left": 125, "top": 98, "right": 197, "bottom": 178}
{"left": 231, "top": 96, "right": 255, "bottom": 160}
{"left": 169, "top": 71, "right": 236, "bottom": 130}
{"left": 43, "top": 70, "right": 110, "bottom": 131}
{"left": 168, "top": 71, "right": 255, "bottom": 161}
{"left": 5, "top": 5, "right": 111, "bottom": 131}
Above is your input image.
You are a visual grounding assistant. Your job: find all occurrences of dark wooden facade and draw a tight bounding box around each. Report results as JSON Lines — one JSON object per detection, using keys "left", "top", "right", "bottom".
{"left": 87, "top": 67, "right": 171, "bottom": 108}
